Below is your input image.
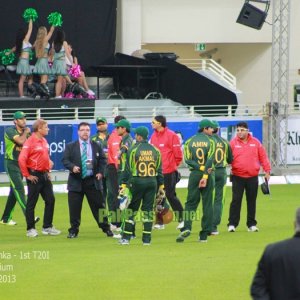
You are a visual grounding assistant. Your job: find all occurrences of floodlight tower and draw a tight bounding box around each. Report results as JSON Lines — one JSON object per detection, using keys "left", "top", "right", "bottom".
{"left": 268, "top": 0, "right": 291, "bottom": 173}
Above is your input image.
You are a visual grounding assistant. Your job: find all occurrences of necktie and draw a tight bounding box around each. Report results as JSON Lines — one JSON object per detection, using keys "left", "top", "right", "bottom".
{"left": 81, "top": 141, "right": 87, "bottom": 178}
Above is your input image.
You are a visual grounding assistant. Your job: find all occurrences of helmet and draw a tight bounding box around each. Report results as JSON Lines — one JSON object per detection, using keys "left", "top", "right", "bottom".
{"left": 158, "top": 208, "right": 174, "bottom": 224}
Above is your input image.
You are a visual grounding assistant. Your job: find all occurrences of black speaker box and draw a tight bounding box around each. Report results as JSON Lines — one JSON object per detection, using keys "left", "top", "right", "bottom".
{"left": 236, "top": 2, "right": 267, "bottom": 30}
{"left": 143, "top": 53, "right": 178, "bottom": 61}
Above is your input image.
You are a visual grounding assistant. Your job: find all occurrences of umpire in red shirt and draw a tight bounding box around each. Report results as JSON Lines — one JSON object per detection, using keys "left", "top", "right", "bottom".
{"left": 19, "top": 119, "right": 60, "bottom": 238}
{"left": 150, "top": 115, "right": 184, "bottom": 228}
{"left": 228, "top": 122, "right": 271, "bottom": 233}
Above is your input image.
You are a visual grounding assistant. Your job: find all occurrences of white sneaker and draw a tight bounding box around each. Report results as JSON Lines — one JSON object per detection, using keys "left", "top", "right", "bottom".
{"left": 110, "top": 224, "right": 117, "bottom": 231}
{"left": 42, "top": 226, "right": 61, "bottom": 236}
{"left": 228, "top": 225, "right": 236, "bottom": 232}
{"left": 113, "top": 233, "right": 122, "bottom": 239}
{"left": 0, "top": 219, "right": 17, "bottom": 226}
{"left": 176, "top": 221, "right": 184, "bottom": 230}
{"left": 110, "top": 224, "right": 122, "bottom": 232}
{"left": 153, "top": 224, "right": 165, "bottom": 230}
{"left": 87, "top": 89, "right": 95, "bottom": 96}
{"left": 119, "top": 239, "right": 129, "bottom": 245}
{"left": 27, "top": 228, "right": 38, "bottom": 237}
{"left": 210, "top": 231, "right": 219, "bottom": 235}
{"left": 143, "top": 242, "right": 151, "bottom": 246}
{"left": 248, "top": 226, "right": 259, "bottom": 232}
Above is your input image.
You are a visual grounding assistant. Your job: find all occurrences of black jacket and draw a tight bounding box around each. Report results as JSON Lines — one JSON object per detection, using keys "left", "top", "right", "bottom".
{"left": 251, "top": 232, "right": 300, "bottom": 300}
{"left": 62, "top": 140, "right": 106, "bottom": 192}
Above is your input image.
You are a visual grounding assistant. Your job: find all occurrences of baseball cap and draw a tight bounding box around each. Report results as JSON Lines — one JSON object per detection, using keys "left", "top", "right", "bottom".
{"left": 96, "top": 117, "right": 107, "bottom": 124}
{"left": 114, "top": 119, "right": 131, "bottom": 131}
{"left": 13, "top": 111, "right": 26, "bottom": 119}
{"left": 211, "top": 120, "right": 220, "bottom": 129}
{"left": 133, "top": 126, "right": 149, "bottom": 140}
{"left": 198, "top": 119, "right": 214, "bottom": 129}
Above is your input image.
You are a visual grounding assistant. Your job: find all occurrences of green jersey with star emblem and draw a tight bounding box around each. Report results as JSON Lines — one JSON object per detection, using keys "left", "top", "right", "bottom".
{"left": 4, "top": 126, "right": 29, "bottom": 161}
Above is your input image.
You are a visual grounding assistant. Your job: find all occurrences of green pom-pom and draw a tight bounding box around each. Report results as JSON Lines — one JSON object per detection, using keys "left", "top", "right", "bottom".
{"left": 23, "top": 8, "right": 38, "bottom": 23}
{"left": 0, "top": 49, "right": 16, "bottom": 65}
{"left": 29, "top": 50, "right": 34, "bottom": 61}
{"left": 47, "top": 12, "right": 63, "bottom": 27}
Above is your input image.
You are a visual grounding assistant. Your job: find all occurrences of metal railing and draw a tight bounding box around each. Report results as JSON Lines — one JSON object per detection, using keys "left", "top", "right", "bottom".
{"left": 0, "top": 103, "right": 288, "bottom": 122}
{"left": 177, "top": 58, "right": 237, "bottom": 89}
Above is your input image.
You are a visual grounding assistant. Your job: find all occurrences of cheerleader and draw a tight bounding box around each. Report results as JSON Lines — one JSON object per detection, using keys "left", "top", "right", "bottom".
{"left": 15, "top": 19, "right": 34, "bottom": 97}
{"left": 66, "top": 44, "right": 95, "bottom": 97}
{"left": 51, "top": 28, "right": 73, "bottom": 98}
{"left": 33, "top": 25, "right": 55, "bottom": 97}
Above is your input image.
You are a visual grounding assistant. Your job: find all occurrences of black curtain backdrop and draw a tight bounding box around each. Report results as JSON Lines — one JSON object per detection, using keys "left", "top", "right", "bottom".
{"left": 0, "top": 0, "right": 116, "bottom": 75}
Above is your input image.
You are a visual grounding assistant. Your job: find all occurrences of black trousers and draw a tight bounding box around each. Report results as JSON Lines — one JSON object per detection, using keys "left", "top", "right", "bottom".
{"left": 26, "top": 171, "right": 55, "bottom": 230}
{"left": 164, "top": 171, "right": 183, "bottom": 221}
{"left": 106, "top": 164, "right": 121, "bottom": 227}
{"left": 228, "top": 175, "right": 258, "bottom": 228}
{"left": 68, "top": 177, "right": 110, "bottom": 235}
{"left": 102, "top": 176, "right": 107, "bottom": 205}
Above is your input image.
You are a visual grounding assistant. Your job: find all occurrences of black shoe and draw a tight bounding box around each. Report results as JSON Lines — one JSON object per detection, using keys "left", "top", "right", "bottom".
{"left": 104, "top": 229, "right": 114, "bottom": 237}
{"left": 27, "top": 84, "right": 37, "bottom": 97}
{"left": 38, "top": 83, "right": 50, "bottom": 100}
{"left": 67, "top": 232, "right": 78, "bottom": 239}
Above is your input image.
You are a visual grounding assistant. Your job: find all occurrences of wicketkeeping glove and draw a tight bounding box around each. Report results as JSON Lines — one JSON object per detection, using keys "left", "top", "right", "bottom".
{"left": 155, "top": 185, "right": 166, "bottom": 206}
{"left": 118, "top": 184, "right": 127, "bottom": 196}
{"left": 118, "top": 185, "right": 132, "bottom": 210}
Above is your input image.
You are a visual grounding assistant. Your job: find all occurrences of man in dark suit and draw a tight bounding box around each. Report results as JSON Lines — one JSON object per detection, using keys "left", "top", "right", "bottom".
{"left": 62, "top": 122, "right": 113, "bottom": 238}
{"left": 251, "top": 207, "right": 300, "bottom": 300}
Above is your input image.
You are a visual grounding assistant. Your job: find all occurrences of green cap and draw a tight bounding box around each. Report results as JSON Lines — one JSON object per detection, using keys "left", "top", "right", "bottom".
{"left": 96, "top": 117, "right": 107, "bottom": 124}
{"left": 211, "top": 120, "right": 220, "bottom": 129}
{"left": 199, "top": 119, "right": 214, "bottom": 129}
{"left": 133, "top": 126, "right": 149, "bottom": 140}
{"left": 114, "top": 119, "right": 131, "bottom": 131}
{"left": 13, "top": 111, "right": 26, "bottom": 119}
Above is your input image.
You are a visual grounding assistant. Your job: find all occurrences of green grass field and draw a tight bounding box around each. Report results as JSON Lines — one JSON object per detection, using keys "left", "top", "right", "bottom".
{"left": 0, "top": 184, "right": 298, "bottom": 300}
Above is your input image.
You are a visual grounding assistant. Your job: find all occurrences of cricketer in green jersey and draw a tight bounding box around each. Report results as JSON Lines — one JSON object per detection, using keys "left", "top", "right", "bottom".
{"left": 210, "top": 121, "right": 233, "bottom": 235}
{"left": 119, "top": 126, "right": 164, "bottom": 245}
{"left": 113, "top": 118, "right": 134, "bottom": 236}
{"left": 176, "top": 119, "right": 216, "bottom": 243}
{"left": 91, "top": 117, "right": 110, "bottom": 202}
{"left": 114, "top": 119, "right": 133, "bottom": 185}
{"left": 1, "top": 111, "right": 30, "bottom": 225}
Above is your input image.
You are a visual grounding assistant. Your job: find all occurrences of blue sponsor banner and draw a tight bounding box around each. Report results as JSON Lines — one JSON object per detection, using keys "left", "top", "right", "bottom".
{"left": 0, "top": 124, "right": 73, "bottom": 172}
{"left": 89, "top": 119, "right": 263, "bottom": 144}
{"left": 0, "top": 120, "right": 262, "bottom": 173}
{"left": 48, "top": 124, "right": 73, "bottom": 170}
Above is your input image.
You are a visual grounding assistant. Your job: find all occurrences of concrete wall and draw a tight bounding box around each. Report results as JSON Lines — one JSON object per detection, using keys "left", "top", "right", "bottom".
{"left": 141, "top": 0, "right": 272, "bottom": 43}
{"left": 115, "top": 0, "right": 300, "bottom": 107}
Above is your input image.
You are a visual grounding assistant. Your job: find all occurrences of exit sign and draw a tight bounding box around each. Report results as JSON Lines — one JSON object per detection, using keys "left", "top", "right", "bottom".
{"left": 195, "top": 43, "right": 206, "bottom": 51}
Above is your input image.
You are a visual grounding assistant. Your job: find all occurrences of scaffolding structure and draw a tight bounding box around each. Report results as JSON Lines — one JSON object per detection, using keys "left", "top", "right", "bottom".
{"left": 268, "top": 0, "right": 291, "bottom": 173}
